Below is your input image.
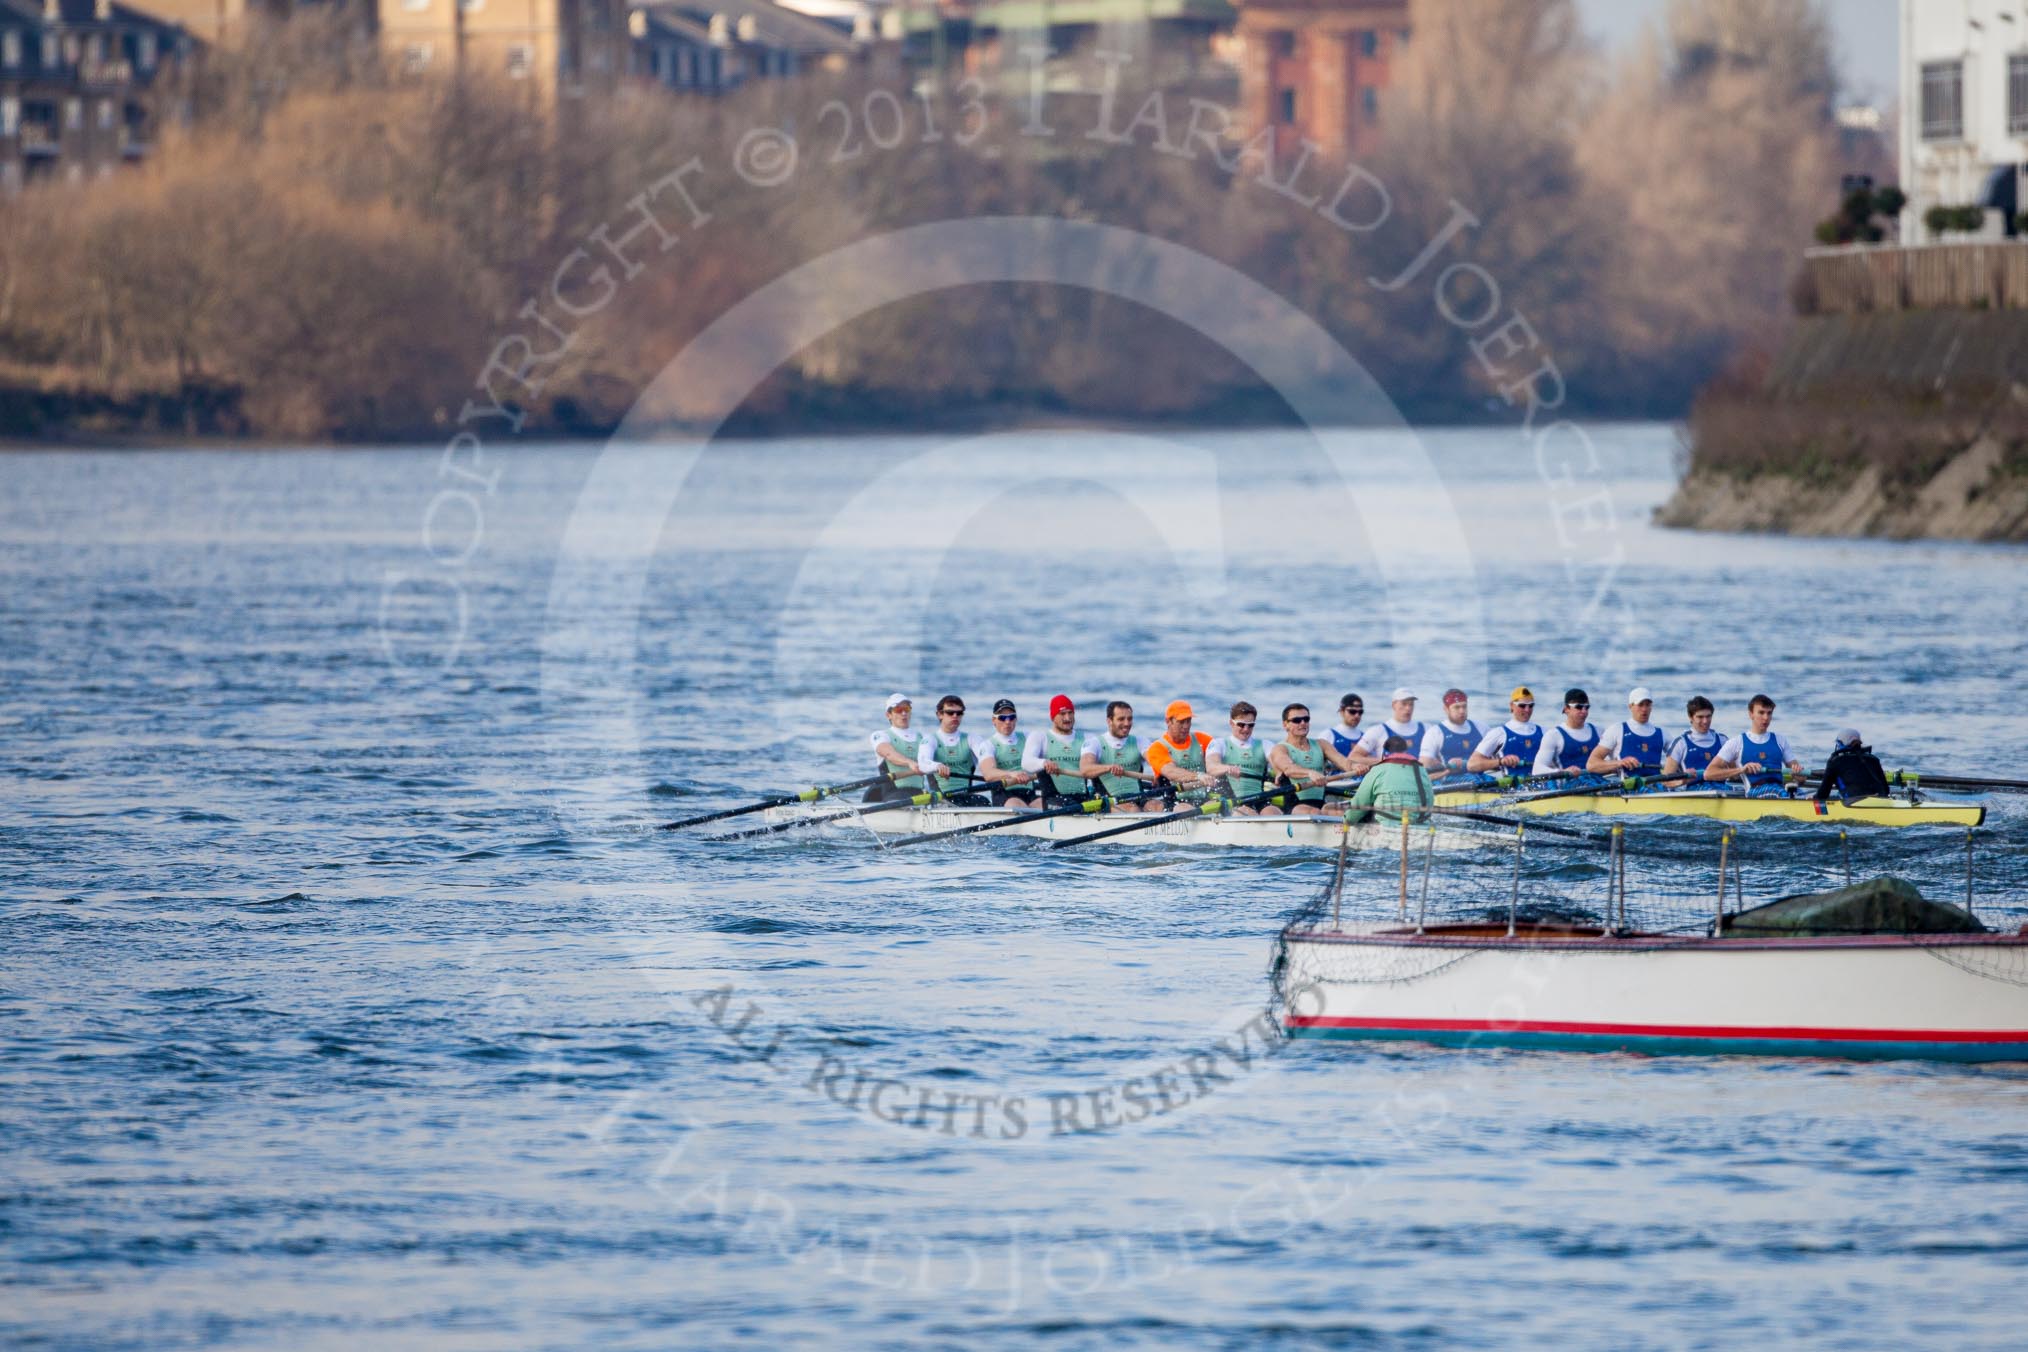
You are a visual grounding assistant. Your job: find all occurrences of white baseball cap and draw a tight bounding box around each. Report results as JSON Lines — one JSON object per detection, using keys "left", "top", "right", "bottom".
{"left": 1391, "top": 687, "right": 1416, "bottom": 702}
{"left": 885, "top": 692, "right": 912, "bottom": 710}
{"left": 1627, "top": 686, "right": 1653, "bottom": 705}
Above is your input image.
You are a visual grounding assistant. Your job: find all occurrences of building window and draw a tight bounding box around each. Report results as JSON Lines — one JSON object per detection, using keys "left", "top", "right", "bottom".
{"left": 1270, "top": 30, "right": 1294, "bottom": 59}
{"left": 64, "top": 96, "right": 80, "bottom": 128}
{"left": 1920, "top": 60, "right": 1963, "bottom": 141}
{"left": 2, "top": 31, "right": 19, "bottom": 67}
{"left": 506, "top": 43, "right": 530, "bottom": 78}
{"left": 1, "top": 162, "right": 19, "bottom": 194}
{"left": 1357, "top": 28, "right": 1377, "bottom": 59}
{"left": 1361, "top": 86, "right": 1378, "bottom": 120}
{"left": 41, "top": 33, "right": 56, "bottom": 66}
{"left": 97, "top": 97, "right": 112, "bottom": 128}
{"left": 677, "top": 46, "right": 693, "bottom": 86}
{"left": 2011, "top": 53, "right": 2028, "bottom": 137}
{"left": 62, "top": 34, "right": 78, "bottom": 62}
{"left": 402, "top": 42, "right": 431, "bottom": 73}
{"left": 1276, "top": 86, "right": 1296, "bottom": 123}
{"left": 1, "top": 96, "right": 15, "bottom": 135}
{"left": 88, "top": 33, "right": 104, "bottom": 62}
{"left": 137, "top": 32, "right": 154, "bottom": 68}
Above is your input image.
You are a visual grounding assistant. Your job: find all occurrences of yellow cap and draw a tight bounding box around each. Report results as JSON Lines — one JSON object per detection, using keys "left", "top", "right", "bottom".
{"left": 1510, "top": 685, "right": 1535, "bottom": 703}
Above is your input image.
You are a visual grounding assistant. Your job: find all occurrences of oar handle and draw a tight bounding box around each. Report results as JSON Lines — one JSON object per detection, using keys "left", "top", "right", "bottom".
{"left": 1047, "top": 775, "right": 1362, "bottom": 848}
{"left": 1507, "top": 769, "right": 1704, "bottom": 804}
{"left": 886, "top": 787, "right": 1169, "bottom": 850}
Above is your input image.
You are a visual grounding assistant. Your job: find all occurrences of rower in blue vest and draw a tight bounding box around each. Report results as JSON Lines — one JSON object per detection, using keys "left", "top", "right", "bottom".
{"left": 1661, "top": 695, "right": 1726, "bottom": 780}
{"left": 1533, "top": 688, "right": 1601, "bottom": 777}
{"left": 1420, "top": 687, "right": 1485, "bottom": 779}
{"left": 1588, "top": 686, "right": 1669, "bottom": 779}
{"left": 1357, "top": 688, "right": 1426, "bottom": 766}
{"left": 1705, "top": 693, "right": 1802, "bottom": 797}
{"left": 868, "top": 692, "right": 926, "bottom": 802}
{"left": 1467, "top": 687, "right": 1544, "bottom": 774}
{"left": 1322, "top": 693, "right": 1377, "bottom": 775}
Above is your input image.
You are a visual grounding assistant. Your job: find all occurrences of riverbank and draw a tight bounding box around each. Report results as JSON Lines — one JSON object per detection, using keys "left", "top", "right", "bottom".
{"left": 1659, "top": 309, "right": 2028, "bottom": 542}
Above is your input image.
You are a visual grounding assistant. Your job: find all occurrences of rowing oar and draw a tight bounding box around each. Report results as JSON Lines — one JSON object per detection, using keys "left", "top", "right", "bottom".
{"left": 722, "top": 777, "right": 986, "bottom": 840}
{"left": 1883, "top": 770, "right": 2028, "bottom": 795}
{"left": 883, "top": 786, "right": 1171, "bottom": 850}
{"left": 657, "top": 774, "right": 889, "bottom": 830}
{"left": 1046, "top": 774, "right": 1361, "bottom": 849}
{"left": 1505, "top": 770, "right": 1706, "bottom": 805}
{"left": 1431, "top": 768, "right": 1581, "bottom": 795}
{"left": 1411, "top": 804, "right": 1601, "bottom": 841}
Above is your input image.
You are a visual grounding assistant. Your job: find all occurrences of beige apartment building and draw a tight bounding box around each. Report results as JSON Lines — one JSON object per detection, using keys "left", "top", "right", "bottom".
{"left": 378, "top": 0, "right": 627, "bottom": 99}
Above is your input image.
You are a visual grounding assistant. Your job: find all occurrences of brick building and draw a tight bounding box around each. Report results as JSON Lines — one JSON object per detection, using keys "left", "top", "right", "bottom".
{"left": 1233, "top": 0, "right": 1406, "bottom": 163}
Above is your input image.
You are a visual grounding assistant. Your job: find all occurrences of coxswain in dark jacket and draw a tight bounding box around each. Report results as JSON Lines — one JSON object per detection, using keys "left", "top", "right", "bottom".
{"left": 1814, "top": 729, "right": 1890, "bottom": 803}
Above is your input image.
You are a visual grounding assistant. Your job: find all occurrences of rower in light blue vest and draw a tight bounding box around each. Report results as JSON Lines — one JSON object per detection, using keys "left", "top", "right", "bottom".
{"left": 1078, "top": 701, "right": 1158, "bottom": 812}
{"left": 1588, "top": 687, "right": 1669, "bottom": 778}
{"left": 1663, "top": 696, "right": 1725, "bottom": 779}
{"left": 1023, "top": 694, "right": 1096, "bottom": 802}
{"left": 1707, "top": 694, "right": 1801, "bottom": 797}
{"left": 977, "top": 698, "right": 1041, "bottom": 808}
{"left": 868, "top": 692, "right": 926, "bottom": 802}
{"left": 916, "top": 695, "right": 984, "bottom": 804}
{"left": 1267, "top": 703, "right": 1335, "bottom": 814}
{"left": 1207, "top": 701, "right": 1273, "bottom": 811}
{"left": 1533, "top": 688, "right": 1600, "bottom": 776}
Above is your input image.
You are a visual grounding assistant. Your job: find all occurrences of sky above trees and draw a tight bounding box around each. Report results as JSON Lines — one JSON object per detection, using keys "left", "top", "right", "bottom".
{"left": 1576, "top": 0, "right": 1897, "bottom": 102}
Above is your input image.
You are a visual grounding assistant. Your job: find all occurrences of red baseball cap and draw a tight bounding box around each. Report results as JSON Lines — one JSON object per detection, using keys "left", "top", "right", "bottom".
{"left": 1049, "top": 694, "right": 1074, "bottom": 718}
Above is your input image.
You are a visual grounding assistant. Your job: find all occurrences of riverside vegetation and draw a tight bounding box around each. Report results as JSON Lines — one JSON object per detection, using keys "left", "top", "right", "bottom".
{"left": 0, "top": 0, "right": 1858, "bottom": 444}
{"left": 1660, "top": 319, "right": 2028, "bottom": 542}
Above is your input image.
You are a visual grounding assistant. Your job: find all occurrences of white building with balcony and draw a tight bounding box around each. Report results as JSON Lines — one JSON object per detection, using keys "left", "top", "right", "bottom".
{"left": 1901, "top": 0, "right": 2028, "bottom": 238}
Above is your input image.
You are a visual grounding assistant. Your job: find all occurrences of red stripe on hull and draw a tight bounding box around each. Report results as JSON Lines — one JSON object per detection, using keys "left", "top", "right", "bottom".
{"left": 1286, "top": 1015, "right": 2028, "bottom": 1044}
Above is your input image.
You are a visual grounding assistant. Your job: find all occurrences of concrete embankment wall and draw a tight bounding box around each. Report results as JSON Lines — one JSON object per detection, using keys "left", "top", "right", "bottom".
{"left": 1660, "top": 309, "right": 2028, "bottom": 542}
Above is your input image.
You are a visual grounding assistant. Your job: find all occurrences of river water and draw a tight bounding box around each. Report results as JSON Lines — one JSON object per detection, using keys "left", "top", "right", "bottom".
{"left": 5, "top": 424, "right": 2027, "bottom": 1349}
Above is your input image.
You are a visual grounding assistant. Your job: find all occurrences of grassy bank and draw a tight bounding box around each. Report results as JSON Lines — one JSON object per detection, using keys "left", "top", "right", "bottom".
{"left": 1662, "top": 311, "right": 2028, "bottom": 541}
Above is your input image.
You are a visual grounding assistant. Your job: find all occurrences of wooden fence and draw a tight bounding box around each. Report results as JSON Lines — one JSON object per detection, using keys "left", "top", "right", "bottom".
{"left": 1798, "top": 243, "right": 2028, "bottom": 315}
